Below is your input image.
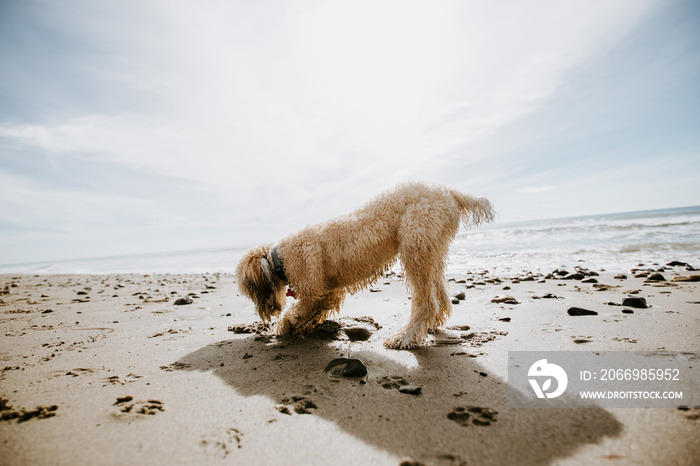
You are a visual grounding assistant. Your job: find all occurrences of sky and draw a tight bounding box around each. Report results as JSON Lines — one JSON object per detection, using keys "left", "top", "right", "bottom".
{"left": 1, "top": 0, "right": 699, "bottom": 265}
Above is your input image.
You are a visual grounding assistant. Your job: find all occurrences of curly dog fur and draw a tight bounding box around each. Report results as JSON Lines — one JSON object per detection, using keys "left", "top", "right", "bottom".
{"left": 236, "top": 182, "right": 494, "bottom": 349}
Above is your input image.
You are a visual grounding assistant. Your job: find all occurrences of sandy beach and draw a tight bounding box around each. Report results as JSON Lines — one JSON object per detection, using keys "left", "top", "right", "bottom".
{"left": 1, "top": 263, "right": 699, "bottom": 465}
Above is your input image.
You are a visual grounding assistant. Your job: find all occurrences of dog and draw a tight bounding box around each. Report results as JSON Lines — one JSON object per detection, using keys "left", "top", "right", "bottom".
{"left": 235, "top": 182, "right": 494, "bottom": 348}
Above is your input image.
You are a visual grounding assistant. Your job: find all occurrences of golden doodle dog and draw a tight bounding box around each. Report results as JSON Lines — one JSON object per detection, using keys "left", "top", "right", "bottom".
{"left": 236, "top": 182, "right": 494, "bottom": 349}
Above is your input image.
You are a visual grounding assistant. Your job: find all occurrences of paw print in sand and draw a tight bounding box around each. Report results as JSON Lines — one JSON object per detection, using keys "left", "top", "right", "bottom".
{"left": 677, "top": 405, "right": 700, "bottom": 421}
{"left": 113, "top": 396, "right": 164, "bottom": 417}
{"left": 448, "top": 406, "right": 498, "bottom": 427}
{"left": 201, "top": 427, "right": 243, "bottom": 458}
{"left": 276, "top": 395, "right": 317, "bottom": 415}
{"left": 377, "top": 376, "right": 408, "bottom": 390}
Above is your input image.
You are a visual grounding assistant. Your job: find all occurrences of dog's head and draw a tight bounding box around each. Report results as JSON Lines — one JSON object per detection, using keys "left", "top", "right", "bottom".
{"left": 235, "top": 244, "right": 287, "bottom": 322}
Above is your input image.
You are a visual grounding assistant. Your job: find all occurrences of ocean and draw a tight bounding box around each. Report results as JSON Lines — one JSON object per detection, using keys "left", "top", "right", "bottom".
{"left": 450, "top": 205, "right": 700, "bottom": 275}
{"left": 2, "top": 206, "right": 699, "bottom": 277}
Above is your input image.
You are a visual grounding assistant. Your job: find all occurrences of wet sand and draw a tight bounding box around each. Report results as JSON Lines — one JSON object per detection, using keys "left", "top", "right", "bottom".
{"left": 1, "top": 263, "right": 699, "bottom": 465}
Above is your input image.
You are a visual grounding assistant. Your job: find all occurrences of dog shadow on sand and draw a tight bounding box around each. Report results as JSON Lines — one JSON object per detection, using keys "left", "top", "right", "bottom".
{"left": 174, "top": 328, "right": 622, "bottom": 465}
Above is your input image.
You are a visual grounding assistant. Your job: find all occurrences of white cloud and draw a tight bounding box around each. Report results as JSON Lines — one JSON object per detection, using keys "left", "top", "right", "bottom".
{"left": 3, "top": 1, "right": 659, "bottom": 170}
{"left": 0, "top": 0, "right": 665, "bottom": 261}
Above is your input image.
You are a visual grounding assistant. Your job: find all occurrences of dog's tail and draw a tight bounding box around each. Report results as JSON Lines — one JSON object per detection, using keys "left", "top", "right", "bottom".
{"left": 449, "top": 189, "right": 495, "bottom": 226}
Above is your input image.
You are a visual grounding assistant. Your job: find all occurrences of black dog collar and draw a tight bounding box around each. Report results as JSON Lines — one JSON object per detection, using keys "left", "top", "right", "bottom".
{"left": 270, "top": 245, "right": 287, "bottom": 281}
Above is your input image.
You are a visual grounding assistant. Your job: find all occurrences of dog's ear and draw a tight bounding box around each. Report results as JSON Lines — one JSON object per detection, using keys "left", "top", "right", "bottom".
{"left": 235, "top": 245, "right": 284, "bottom": 321}
{"left": 260, "top": 255, "right": 273, "bottom": 282}
{"left": 236, "top": 245, "right": 272, "bottom": 306}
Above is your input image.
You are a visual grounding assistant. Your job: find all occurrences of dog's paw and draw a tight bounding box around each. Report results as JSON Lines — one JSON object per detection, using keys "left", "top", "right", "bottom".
{"left": 275, "top": 317, "right": 293, "bottom": 336}
{"left": 276, "top": 313, "right": 318, "bottom": 336}
{"left": 293, "top": 318, "right": 322, "bottom": 336}
{"left": 383, "top": 334, "right": 421, "bottom": 349}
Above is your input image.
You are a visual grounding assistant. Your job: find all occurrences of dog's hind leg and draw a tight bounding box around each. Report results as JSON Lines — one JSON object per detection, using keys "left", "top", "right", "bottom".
{"left": 384, "top": 271, "right": 436, "bottom": 348}
{"left": 385, "top": 207, "right": 457, "bottom": 349}
{"left": 429, "top": 276, "right": 452, "bottom": 331}
{"left": 384, "top": 249, "right": 448, "bottom": 348}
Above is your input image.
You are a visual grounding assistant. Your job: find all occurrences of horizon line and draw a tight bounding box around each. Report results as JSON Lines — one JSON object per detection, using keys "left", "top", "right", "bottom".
{"left": 2, "top": 203, "right": 699, "bottom": 270}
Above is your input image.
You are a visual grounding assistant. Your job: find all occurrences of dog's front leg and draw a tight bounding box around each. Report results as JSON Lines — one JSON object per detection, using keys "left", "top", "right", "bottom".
{"left": 275, "top": 299, "right": 320, "bottom": 336}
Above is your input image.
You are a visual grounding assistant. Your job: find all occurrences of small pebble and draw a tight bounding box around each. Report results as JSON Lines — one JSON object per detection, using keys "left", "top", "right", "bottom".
{"left": 324, "top": 358, "right": 368, "bottom": 378}
{"left": 491, "top": 296, "right": 519, "bottom": 304}
{"left": 344, "top": 327, "right": 372, "bottom": 341}
{"left": 622, "top": 297, "right": 647, "bottom": 309}
{"left": 645, "top": 273, "right": 666, "bottom": 282}
{"left": 398, "top": 385, "right": 422, "bottom": 395}
{"left": 567, "top": 307, "right": 598, "bottom": 316}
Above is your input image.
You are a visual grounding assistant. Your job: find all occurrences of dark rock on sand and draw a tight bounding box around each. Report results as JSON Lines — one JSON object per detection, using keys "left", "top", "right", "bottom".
{"left": 454, "top": 292, "right": 466, "bottom": 300}
{"left": 582, "top": 278, "right": 598, "bottom": 283}
{"left": 398, "top": 385, "right": 422, "bottom": 395}
{"left": 324, "top": 358, "right": 368, "bottom": 377}
{"left": 671, "top": 275, "right": 700, "bottom": 282}
{"left": 646, "top": 273, "right": 666, "bottom": 282}
{"left": 614, "top": 274, "right": 628, "bottom": 279}
{"left": 567, "top": 307, "right": 598, "bottom": 316}
{"left": 622, "top": 309, "right": 634, "bottom": 314}
{"left": 491, "top": 296, "right": 519, "bottom": 304}
{"left": 667, "top": 261, "right": 689, "bottom": 267}
{"left": 451, "top": 298, "right": 460, "bottom": 304}
{"left": 564, "top": 273, "right": 585, "bottom": 280}
{"left": 622, "top": 297, "right": 647, "bottom": 309}
{"left": 173, "top": 297, "right": 193, "bottom": 305}
{"left": 533, "top": 293, "right": 560, "bottom": 299}
{"left": 344, "top": 327, "right": 372, "bottom": 341}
